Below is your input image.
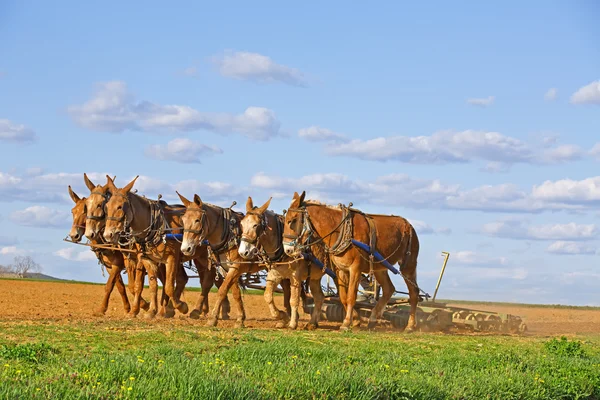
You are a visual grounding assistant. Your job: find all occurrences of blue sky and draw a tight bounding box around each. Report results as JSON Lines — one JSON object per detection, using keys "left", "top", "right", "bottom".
{"left": 1, "top": 1, "right": 599, "bottom": 305}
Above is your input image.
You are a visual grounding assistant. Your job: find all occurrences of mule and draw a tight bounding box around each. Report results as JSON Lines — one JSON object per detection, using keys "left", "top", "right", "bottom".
{"left": 238, "top": 196, "right": 329, "bottom": 330}
{"left": 68, "top": 184, "right": 142, "bottom": 316}
{"left": 102, "top": 176, "right": 230, "bottom": 320}
{"left": 177, "top": 192, "right": 294, "bottom": 328}
{"left": 282, "top": 191, "right": 420, "bottom": 331}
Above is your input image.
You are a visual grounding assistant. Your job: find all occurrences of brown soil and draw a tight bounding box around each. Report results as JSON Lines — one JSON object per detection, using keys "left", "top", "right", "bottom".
{"left": 1, "top": 279, "right": 598, "bottom": 336}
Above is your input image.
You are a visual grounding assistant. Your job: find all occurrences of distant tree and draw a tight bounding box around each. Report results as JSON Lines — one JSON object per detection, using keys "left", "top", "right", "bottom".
{"left": 11, "top": 256, "right": 41, "bottom": 278}
{"left": 0, "top": 264, "right": 14, "bottom": 274}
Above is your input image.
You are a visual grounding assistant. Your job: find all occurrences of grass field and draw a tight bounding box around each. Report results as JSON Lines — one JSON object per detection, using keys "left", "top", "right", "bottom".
{"left": 1, "top": 321, "right": 599, "bottom": 400}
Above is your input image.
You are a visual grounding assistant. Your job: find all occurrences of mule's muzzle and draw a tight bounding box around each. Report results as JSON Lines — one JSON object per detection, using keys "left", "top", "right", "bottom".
{"left": 181, "top": 242, "right": 196, "bottom": 257}
{"left": 70, "top": 232, "right": 82, "bottom": 242}
{"left": 284, "top": 243, "right": 296, "bottom": 257}
{"left": 239, "top": 245, "right": 258, "bottom": 260}
{"left": 103, "top": 230, "right": 119, "bottom": 244}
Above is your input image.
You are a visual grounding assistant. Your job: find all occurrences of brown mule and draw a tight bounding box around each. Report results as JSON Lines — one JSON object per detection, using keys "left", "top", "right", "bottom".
{"left": 177, "top": 192, "right": 292, "bottom": 328}
{"left": 68, "top": 184, "right": 140, "bottom": 316}
{"left": 282, "top": 191, "right": 420, "bottom": 332}
{"left": 239, "top": 196, "right": 330, "bottom": 330}
{"left": 102, "top": 176, "right": 229, "bottom": 320}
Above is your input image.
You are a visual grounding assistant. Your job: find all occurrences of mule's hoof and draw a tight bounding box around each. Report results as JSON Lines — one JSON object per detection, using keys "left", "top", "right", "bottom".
{"left": 275, "top": 322, "right": 286, "bottom": 329}
{"left": 162, "top": 309, "right": 176, "bottom": 319}
{"left": 288, "top": 324, "right": 298, "bottom": 330}
{"left": 339, "top": 325, "right": 352, "bottom": 332}
{"left": 404, "top": 326, "right": 417, "bottom": 333}
{"left": 234, "top": 321, "right": 245, "bottom": 329}
{"left": 140, "top": 302, "right": 150, "bottom": 311}
{"left": 144, "top": 311, "right": 157, "bottom": 320}
{"left": 220, "top": 312, "right": 230, "bottom": 320}
{"left": 367, "top": 320, "right": 377, "bottom": 330}
{"left": 352, "top": 320, "right": 362, "bottom": 328}
{"left": 189, "top": 310, "right": 202, "bottom": 320}
{"left": 126, "top": 311, "right": 138, "bottom": 319}
{"left": 305, "top": 323, "right": 318, "bottom": 331}
{"left": 93, "top": 309, "right": 106, "bottom": 317}
{"left": 206, "top": 318, "right": 218, "bottom": 327}
{"left": 178, "top": 302, "right": 189, "bottom": 315}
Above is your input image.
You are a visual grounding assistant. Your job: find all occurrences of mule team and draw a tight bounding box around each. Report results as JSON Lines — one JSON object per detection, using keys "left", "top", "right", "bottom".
{"left": 67, "top": 174, "right": 420, "bottom": 332}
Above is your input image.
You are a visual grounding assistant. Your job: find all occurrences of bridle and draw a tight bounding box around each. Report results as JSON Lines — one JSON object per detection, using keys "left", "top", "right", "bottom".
{"left": 240, "top": 209, "right": 269, "bottom": 246}
{"left": 105, "top": 192, "right": 132, "bottom": 225}
{"left": 182, "top": 207, "right": 207, "bottom": 242}
{"left": 86, "top": 190, "right": 111, "bottom": 222}
{"left": 282, "top": 206, "right": 314, "bottom": 251}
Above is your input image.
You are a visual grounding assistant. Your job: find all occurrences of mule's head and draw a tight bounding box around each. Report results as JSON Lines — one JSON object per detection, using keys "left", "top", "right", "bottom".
{"left": 177, "top": 191, "right": 206, "bottom": 257}
{"left": 83, "top": 173, "right": 111, "bottom": 240}
{"left": 103, "top": 175, "right": 138, "bottom": 244}
{"left": 68, "top": 186, "right": 87, "bottom": 243}
{"left": 283, "top": 191, "right": 306, "bottom": 256}
{"left": 238, "top": 196, "right": 272, "bottom": 260}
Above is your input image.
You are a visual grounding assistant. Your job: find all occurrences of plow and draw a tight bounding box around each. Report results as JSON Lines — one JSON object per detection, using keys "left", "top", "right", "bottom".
{"left": 243, "top": 251, "right": 527, "bottom": 334}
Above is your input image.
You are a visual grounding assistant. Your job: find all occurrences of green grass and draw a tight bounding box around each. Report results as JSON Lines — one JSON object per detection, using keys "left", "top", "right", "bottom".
{"left": 1, "top": 321, "right": 599, "bottom": 399}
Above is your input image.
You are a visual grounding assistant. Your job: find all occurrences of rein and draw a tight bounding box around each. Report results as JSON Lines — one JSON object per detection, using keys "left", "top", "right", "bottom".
{"left": 242, "top": 210, "right": 285, "bottom": 263}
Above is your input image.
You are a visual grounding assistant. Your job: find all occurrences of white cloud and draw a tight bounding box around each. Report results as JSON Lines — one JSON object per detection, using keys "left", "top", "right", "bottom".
{"left": 67, "top": 81, "right": 283, "bottom": 140}
{"left": 211, "top": 50, "right": 307, "bottom": 87}
{"left": 480, "top": 219, "right": 598, "bottom": 241}
{"left": 323, "top": 130, "right": 581, "bottom": 167}
{"left": 546, "top": 241, "right": 598, "bottom": 255}
{"left": 570, "top": 80, "right": 600, "bottom": 105}
{"left": 53, "top": 247, "right": 97, "bottom": 262}
{"left": 466, "top": 96, "right": 495, "bottom": 107}
{"left": 590, "top": 143, "right": 600, "bottom": 160}
{"left": 544, "top": 88, "right": 558, "bottom": 101}
{"left": 145, "top": 138, "right": 222, "bottom": 164}
{"left": 409, "top": 220, "right": 451, "bottom": 235}
{"left": 0, "top": 246, "right": 25, "bottom": 255}
{"left": 182, "top": 66, "right": 198, "bottom": 76}
{"left": 10, "top": 206, "right": 70, "bottom": 228}
{"left": 452, "top": 250, "right": 510, "bottom": 268}
{"left": 0, "top": 119, "right": 36, "bottom": 143}
{"left": 530, "top": 176, "right": 600, "bottom": 206}
{"left": 298, "top": 126, "right": 349, "bottom": 143}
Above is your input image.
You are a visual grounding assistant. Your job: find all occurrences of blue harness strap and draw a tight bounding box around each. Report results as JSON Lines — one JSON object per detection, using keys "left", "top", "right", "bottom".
{"left": 350, "top": 239, "right": 400, "bottom": 275}
{"left": 164, "top": 233, "right": 209, "bottom": 246}
{"left": 301, "top": 252, "right": 337, "bottom": 279}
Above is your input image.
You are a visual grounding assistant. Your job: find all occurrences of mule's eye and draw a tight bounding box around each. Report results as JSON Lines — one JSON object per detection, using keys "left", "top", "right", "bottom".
{"left": 195, "top": 219, "right": 200, "bottom": 224}
{"left": 97, "top": 204, "right": 101, "bottom": 208}
{"left": 117, "top": 205, "right": 122, "bottom": 210}
{"left": 253, "top": 224, "right": 258, "bottom": 229}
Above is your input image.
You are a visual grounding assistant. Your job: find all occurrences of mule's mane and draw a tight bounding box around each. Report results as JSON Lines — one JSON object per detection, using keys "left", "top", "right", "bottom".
{"left": 303, "top": 200, "right": 343, "bottom": 211}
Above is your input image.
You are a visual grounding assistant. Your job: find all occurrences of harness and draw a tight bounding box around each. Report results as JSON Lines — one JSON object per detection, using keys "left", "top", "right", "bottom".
{"left": 241, "top": 210, "right": 285, "bottom": 265}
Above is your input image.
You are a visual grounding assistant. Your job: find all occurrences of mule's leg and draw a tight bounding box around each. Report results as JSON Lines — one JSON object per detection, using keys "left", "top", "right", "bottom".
{"left": 143, "top": 261, "right": 160, "bottom": 319}
{"left": 190, "top": 266, "right": 213, "bottom": 319}
{"left": 341, "top": 266, "right": 361, "bottom": 331}
{"left": 173, "top": 263, "right": 189, "bottom": 315}
{"left": 402, "top": 265, "right": 419, "bottom": 332}
{"left": 94, "top": 266, "right": 120, "bottom": 316}
{"left": 115, "top": 270, "right": 131, "bottom": 314}
{"left": 128, "top": 263, "right": 145, "bottom": 317}
{"left": 163, "top": 254, "right": 188, "bottom": 314}
{"left": 288, "top": 276, "right": 301, "bottom": 330}
{"left": 215, "top": 271, "right": 231, "bottom": 320}
{"left": 206, "top": 267, "right": 241, "bottom": 327}
{"left": 306, "top": 271, "right": 324, "bottom": 330}
{"left": 367, "top": 270, "right": 395, "bottom": 329}
{"left": 280, "top": 279, "right": 292, "bottom": 316}
{"left": 264, "top": 269, "right": 289, "bottom": 328}
{"left": 126, "top": 259, "right": 149, "bottom": 311}
{"left": 156, "top": 265, "right": 175, "bottom": 318}
{"left": 230, "top": 275, "right": 246, "bottom": 329}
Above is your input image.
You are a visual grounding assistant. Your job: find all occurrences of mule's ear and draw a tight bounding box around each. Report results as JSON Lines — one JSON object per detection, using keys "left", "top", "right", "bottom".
{"left": 298, "top": 191, "right": 306, "bottom": 204}
{"left": 292, "top": 191, "right": 299, "bottom": 200}
{"left": 123, "top": 175, "right": 139, "bottom": 193}
{"left": 246, "top": 196, "right": 254, "bottom": 213}
{"left": 68, "top": 185, "right": 80, "bottom": 203}
{"left": 176, "top": 191, "right": 191, "bottom": 207}
{"left": 105, "top": 174, "right": 117, "bottom": 192}
{"left": 257, "top": 197, "right": 272, "bottom": 214}
{"left": 193, "top": 194, "right": 203, "bottom": 207}
{"left": 83, "top": 173, "right": 96, "bottom": 191}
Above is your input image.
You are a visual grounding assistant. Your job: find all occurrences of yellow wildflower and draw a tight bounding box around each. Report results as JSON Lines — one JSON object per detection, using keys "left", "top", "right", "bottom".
{"left": 130, "top": 377, "right": 135, "bottom": 381}
{"left": 128, "top": 387, "right": 133, "bottom": 391}
{"left": 138, "top": 359, "right": 145, "bottom": 363}
{"left": 16, "top": 370, "right": 21, "bottom": 374}
{"left": 400, "top": 370, "right": 409, "bottom": 373}
{"left": 316, "top": 370, "right": 321, "bottom": 375}
{"left": 158, "top": 360, "right": 164, "bottom": 364}
{"left": 267, "top": 362, "right": 272, "bottom": 365}
{"left": 3, "top": 364, "right": 8, "bottom": 368}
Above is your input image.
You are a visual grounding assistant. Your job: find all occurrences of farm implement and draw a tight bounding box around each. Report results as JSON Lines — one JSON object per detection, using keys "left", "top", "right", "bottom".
{"left": 246, "top": 251, "right": 527, "bottom": 334}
